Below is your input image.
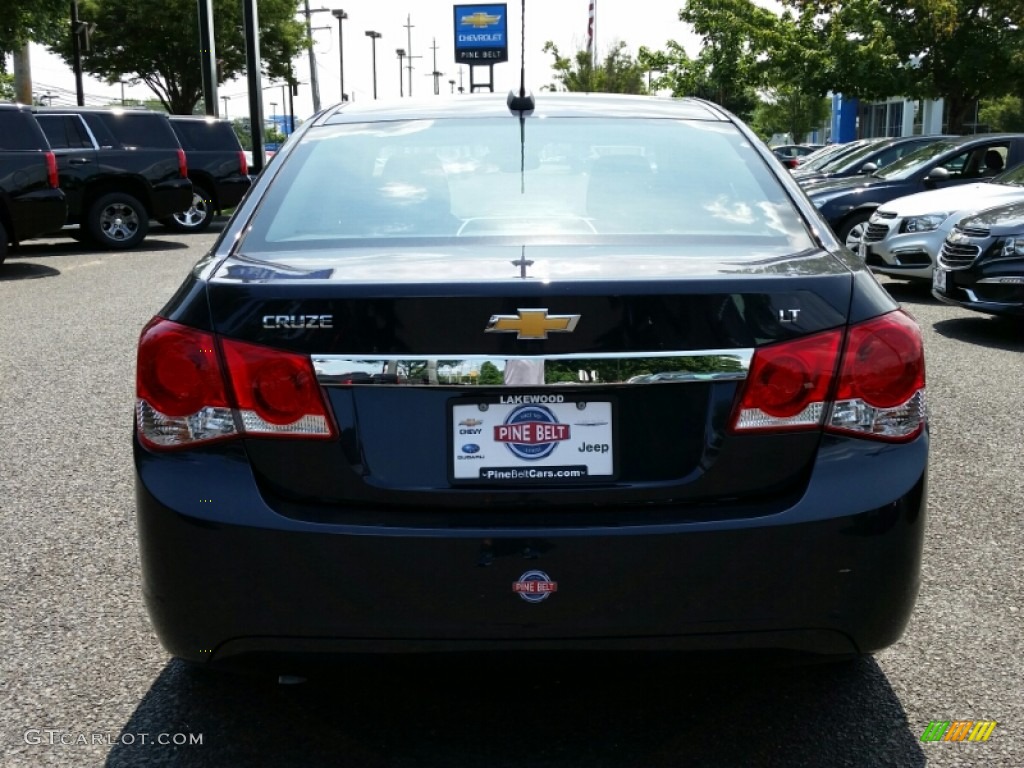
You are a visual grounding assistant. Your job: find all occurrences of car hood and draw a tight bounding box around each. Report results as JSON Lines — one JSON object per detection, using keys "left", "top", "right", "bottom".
{"left": 876, "top": 182, "right": 1024, "bottom": 217}
{"left": 804, "top": 175, "right": 888, "bottom": 202}
{"left": 960, "top": 200, "right": 1024, "bottom": 234}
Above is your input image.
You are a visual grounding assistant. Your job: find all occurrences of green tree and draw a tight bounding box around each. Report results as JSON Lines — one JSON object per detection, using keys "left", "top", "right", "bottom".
{"left": 543, "top": 40, "right": 647, "bottom": 94}
{"left": 47, "top": 0, "right": 306, "bottom": 114}
{"left": 979, "top": 95, "right": 1024, "bottom": 132}
{"left": 0, "top": 0, "right": 65, "bottom": 61}
{"left": 478, "top": 361, "right": 504, "bottom": 385}
{"left": 783, "top": 0, "right": 1024, "bottom": 132}
{"left": 751, "top": 88, "right": 831, "bottom": 142}
{"left": 0, "top": 71, "right": 13, "bottom": 100}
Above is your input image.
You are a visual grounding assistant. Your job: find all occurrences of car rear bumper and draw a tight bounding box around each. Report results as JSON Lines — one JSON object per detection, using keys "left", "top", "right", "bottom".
{"left": 135, "top": 433, "right": 928, "bottom": 667}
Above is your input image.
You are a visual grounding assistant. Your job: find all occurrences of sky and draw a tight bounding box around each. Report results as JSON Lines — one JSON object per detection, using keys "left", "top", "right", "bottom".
{"left": 20, "top": 0, "right": 704, "bottom": 121}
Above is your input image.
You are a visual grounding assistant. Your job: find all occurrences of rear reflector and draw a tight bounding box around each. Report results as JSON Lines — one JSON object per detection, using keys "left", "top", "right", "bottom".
{"left": 731, "top": 310, "right": 926, "bottom": 441}
{"left": 176, "top": 147, "right": 188, "bottom": 179}
{"left": 136, "top": 318, "right": 335, "bottom": 450}
{"left": 238, "top": 149, "right": 249, "bottom": 177}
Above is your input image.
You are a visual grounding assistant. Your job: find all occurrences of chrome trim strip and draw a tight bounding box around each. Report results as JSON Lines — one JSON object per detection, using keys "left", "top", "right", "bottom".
{"left": 313, "top": 349, "right": 753, "bottom": 386}
{"left": 963, "top": 289, "right": 1017, "bottom": 305}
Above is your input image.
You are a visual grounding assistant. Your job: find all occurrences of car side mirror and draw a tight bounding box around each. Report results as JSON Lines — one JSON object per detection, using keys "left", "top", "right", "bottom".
{"left": 860, "top": 162, "right": 878, "bottom": 174}
{"left": 926, "top": 166, "right": 950, "bottom": 182}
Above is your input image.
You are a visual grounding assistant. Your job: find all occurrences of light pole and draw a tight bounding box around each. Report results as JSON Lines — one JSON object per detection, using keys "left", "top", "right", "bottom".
{"left": 449, "top": 79, "right": 456, "bottom": 94}
{"left": 365, "top": 31, "right": 381, "bottom": 100}
{"left": 331, "top": 9, "right": 347, "bottom": 102}
{"left": 396, "top": 49, "right": 406, "bottom": 97}
{"left": 221, "top": 95, "right": 229, "bottom": 118}
{"left": 270, "top": 101, "right": 277, "bottom": 133}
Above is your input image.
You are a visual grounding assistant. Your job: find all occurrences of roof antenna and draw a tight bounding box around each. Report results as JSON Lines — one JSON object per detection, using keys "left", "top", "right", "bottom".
{"left": 506, "top": 0, "right": 533, "bottom": 193}
{"left": 507, "top": 0, "right": 534, "bottom": 112}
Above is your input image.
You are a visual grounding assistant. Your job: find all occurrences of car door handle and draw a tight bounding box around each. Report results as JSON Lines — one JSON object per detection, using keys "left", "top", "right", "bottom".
{"left": 69, "top": 158, "right": 92, "bottom": 165}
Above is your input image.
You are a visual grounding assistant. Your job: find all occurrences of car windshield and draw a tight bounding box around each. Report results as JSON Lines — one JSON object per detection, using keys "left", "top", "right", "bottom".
{"left": 240, "top": 117, "right": 813, "bottom": 253}
{"left": 993, "top": 162, "right": 1024, "bottom": 186}
{"left": 822, "top": 139, "right": 893, "bottom": 173}
{"left": 874, "top": 140, "right": 961, "bottom": 180}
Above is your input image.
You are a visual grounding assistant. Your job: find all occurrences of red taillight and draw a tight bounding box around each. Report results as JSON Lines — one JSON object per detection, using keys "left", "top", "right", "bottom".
{"left": 730, "top": 310, "right": 926, "bottom": 441}
{"left": 177, "top": 148, "right": 188, "bottom": 179}
{"left": 221, "top": 338, "right": 333, "bottom": 436}
{"left": 45, "top": 151, "right": 59, "bottom": 188}
{"left": 731, "top": 329, "right": 842, "bottom": 431}
{"left": 136, "top": 318, "right": 335, "bottom": 450}
{"left": 238, "top": 149, "right": 248, "bottom": 176}
{"left": 828, "top": 310, "right": 926, "bottom": 441}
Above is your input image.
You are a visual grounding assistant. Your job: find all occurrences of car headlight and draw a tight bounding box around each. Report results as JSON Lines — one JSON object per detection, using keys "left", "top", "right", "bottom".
{"left": 998, "top": 237, "right": 1024, "bottom": 259}
{"left": 901, "top": 213, "right": 948, "bottom": 233}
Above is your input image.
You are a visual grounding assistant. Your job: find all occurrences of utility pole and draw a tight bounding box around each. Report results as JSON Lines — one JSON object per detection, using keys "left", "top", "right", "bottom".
{"left": 13, "top": 43, "right": 32, "bottom": 105}
{"left": 428, "top": 37, "right": 443, "bottom": 96}
{"left": 197, "top": 0, "right": 218, "bottom": 116}
{"left": 402, "top": 14, "right": 422, "bottom": 98}
{"left": 448, "top": 79, "right": 455, "bottom": 94}
{"left": 70, "top": 1, "right": 85, "bottom": 105}
{"left": 299, "top": 0, "right": 329, "bottom": 112}
{"left": 221, "top": 95, "right": 229, "bottom": 118}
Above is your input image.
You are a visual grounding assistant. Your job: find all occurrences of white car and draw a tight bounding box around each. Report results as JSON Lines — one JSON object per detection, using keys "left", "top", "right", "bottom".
{"left": 860, "top": 162, "right": 1024, "bottom": 280}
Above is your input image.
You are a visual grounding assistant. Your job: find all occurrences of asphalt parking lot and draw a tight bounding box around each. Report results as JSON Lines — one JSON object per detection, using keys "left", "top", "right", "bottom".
{"left": 1, "top": 224, "right": 1021, "bottom": 767}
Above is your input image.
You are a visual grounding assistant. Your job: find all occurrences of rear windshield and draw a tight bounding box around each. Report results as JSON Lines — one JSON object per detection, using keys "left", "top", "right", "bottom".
{"left": 0, "top": 110, "right": 50, "bottom": 151}
{"left": 241, "top": 117, "right": 812, "bottom": 252}
{"left": 171, "top": 119, "right": 240, "bottom": 151}
{"left": 90, "top": 112, "right": 180, "bottom": 149}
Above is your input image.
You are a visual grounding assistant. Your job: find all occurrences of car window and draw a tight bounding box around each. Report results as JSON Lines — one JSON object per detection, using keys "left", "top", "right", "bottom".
{"left": 99, "top": 112, "right": 181, "bottom": 149}
{"left": 171, "top": 120, "right": 241, "bottom": 151}
{"left": 241, "top": 117, "right": 813, "bottom": 253}
{"left": 993, "top": 161, "right": 1024, "bottom": 186}
{"left": 0, "top": 111, "right": 51, "bottom": 150}
{"left": 939, "top": 144, "right": 1009, "bottom": 180}
{"left": 36, "top": 114, "right": 94, "bottom": 150}
{"left": 876, "top": 140, "right": 966, "bottom": 179}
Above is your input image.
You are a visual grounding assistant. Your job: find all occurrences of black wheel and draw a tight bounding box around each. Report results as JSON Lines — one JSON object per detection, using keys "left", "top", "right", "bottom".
{"left": 86, "top": 192, "right": 149, "bottom": 249}
{"left": 164, "top": 185, "right": 214, "bottom": 233}
{"left": 836, "top": 211, "right": 873, "bottom": 252}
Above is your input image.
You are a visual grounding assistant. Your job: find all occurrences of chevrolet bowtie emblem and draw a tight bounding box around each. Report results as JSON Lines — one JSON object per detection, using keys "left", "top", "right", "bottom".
{"left": 485, "top": 309, "right": 580, "bottom": 340}
{"left": 462, "top": 12, "right": 501, "bottom": 28}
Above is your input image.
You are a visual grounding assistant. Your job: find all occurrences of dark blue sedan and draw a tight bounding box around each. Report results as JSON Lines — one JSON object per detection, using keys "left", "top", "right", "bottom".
{"left": 134, "top": 93, "right": 928, "bottom": 674}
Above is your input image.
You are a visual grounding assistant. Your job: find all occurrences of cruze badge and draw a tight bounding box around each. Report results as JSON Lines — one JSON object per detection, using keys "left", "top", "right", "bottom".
{"left": 262, "top": 314, "right": 333, "bottom": 329}
{"left": 485, "top": 309, "right": 580, "bottom": 340}
{"left": 514, "top": 570, "right": 558, "bottom": 602}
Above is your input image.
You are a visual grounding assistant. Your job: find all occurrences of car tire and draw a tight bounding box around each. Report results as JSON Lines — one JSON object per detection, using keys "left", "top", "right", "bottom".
{"left": 164, "top": 185, "right": 214, "bottom": 233}
{"left": 837, "top": 212, "right": 872, "bottom": 252}
{"left": 87, "top": 192, "right": 149, "bottom": 249}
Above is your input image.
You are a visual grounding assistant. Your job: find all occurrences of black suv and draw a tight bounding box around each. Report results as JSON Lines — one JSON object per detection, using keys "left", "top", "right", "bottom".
{"left": 165, "top": 116, "right": 251, "bottom": 233}
{"left": 33, "top": 107, "right": 193, "bottom": 249}
{"left": 0, "top": 104, "right": 67, "bottom": 264}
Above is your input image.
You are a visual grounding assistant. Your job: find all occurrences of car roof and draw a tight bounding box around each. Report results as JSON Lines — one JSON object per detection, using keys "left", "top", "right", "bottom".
{"left": 320, "top": 93, "right": 731, "bottom": 125}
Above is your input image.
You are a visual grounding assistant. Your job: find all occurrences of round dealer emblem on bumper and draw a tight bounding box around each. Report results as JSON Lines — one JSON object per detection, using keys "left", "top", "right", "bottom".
{"left": 513, "top": 570, "right": 558, "bottom": 602}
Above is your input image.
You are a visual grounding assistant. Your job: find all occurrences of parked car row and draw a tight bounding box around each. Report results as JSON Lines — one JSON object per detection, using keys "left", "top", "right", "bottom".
{"left": 797, "top": 132, "right": 1024, "bottom": 318}
{"left": 0, "top": 103, "right": 250, "bottom": 262}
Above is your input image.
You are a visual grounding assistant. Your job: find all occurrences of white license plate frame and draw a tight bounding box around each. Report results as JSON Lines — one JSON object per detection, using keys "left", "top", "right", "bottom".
{"left": 933, "top": 267, "right": 947, "bottom": 293}
{"left": 450, "top": 396, "right": 616, "bottom": 484}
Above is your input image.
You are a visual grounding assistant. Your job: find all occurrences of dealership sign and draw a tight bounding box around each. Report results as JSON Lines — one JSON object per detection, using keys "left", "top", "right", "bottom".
{"left": 453, "top": 4, "right": 508, "bottom": 64}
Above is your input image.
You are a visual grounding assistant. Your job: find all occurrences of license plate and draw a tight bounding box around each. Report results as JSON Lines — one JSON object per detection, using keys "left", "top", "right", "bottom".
{"left": 451, "top": 396, "right": 614, "bottom": 483}
{"left": 858, "top": 242, "right": 868, "bottom": 260}
{"left": 933, "top": 267, "right": 947, "bottom": 293}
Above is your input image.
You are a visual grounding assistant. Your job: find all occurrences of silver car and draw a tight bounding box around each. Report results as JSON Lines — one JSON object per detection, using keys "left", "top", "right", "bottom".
{"left": 860, "top": 161, "right": 1024, "bottom": 280}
